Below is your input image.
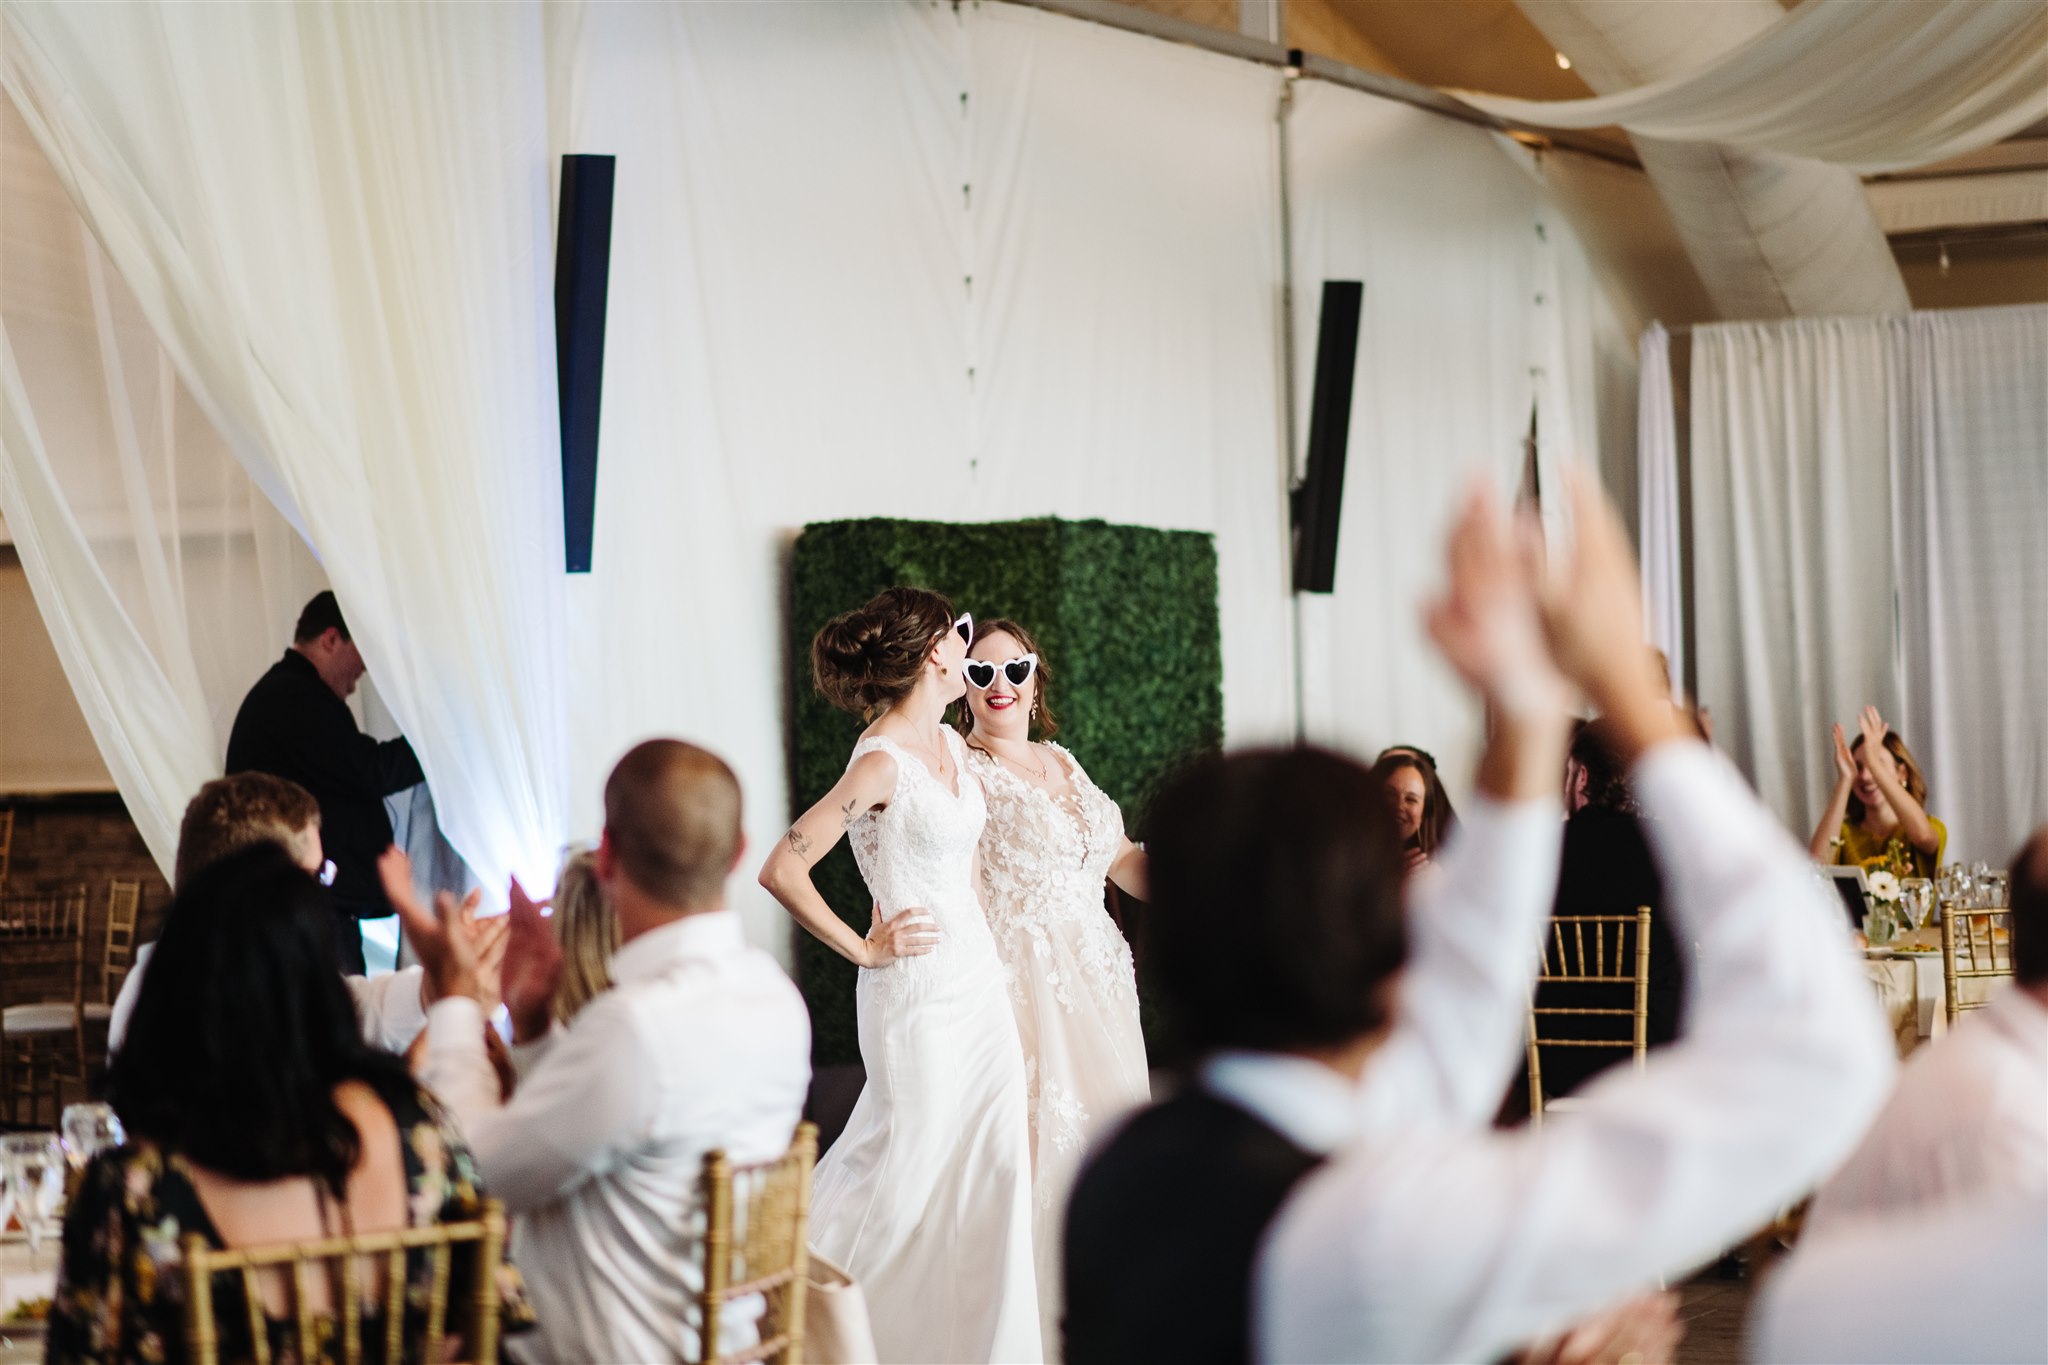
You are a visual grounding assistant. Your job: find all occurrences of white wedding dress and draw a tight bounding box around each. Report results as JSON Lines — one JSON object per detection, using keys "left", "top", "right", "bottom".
{"left": 807, "top": 729, "right": 1042, "bottom": 1364}
{"left": 967, "top": 742, "right": 1151, "bottom": 1356}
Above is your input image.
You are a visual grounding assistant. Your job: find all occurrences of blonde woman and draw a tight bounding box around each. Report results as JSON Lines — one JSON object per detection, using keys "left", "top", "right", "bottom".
{"left": 958, "top": 618, "right": 1149, "bottom": 1351}
{"left": 550, "top": 848, "right": 618, "bottom": 1025}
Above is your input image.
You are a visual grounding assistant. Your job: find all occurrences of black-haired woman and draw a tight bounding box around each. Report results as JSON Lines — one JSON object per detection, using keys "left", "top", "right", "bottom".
{"left": 47, "top": 844, "right": 530, "bottom": 1363}
{"left": 759, "top": 587, "right": 1040, "bottom": 1363}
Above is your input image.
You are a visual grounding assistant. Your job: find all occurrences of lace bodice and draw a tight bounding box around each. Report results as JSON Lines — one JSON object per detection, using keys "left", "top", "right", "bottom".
{"left": 967, "top": 742, "right": 1139, "bottom": 1013}
{"left": 845, "top": 730, "right": 999, "bottom": 996}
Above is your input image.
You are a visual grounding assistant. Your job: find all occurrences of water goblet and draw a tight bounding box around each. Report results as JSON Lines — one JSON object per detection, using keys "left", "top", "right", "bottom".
{"left": 1, "top": 1133, "right": 65, "bottom": 1268}
{"left": 61, "top": 1102, "right": 125, "bottom": 1172}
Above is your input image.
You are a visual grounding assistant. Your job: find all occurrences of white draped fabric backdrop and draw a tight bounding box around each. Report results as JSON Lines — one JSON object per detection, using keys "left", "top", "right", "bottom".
{"left": 1686, "top": 305, "right": 2048, "bottom": 867}
{"left": 1, "top": 0, "right": 1636, "bottom": 955}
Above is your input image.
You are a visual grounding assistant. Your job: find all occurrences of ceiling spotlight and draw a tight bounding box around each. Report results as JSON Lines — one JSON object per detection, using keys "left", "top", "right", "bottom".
{"left": 1555, "top": 52, "right": 1572, "bottom": 69}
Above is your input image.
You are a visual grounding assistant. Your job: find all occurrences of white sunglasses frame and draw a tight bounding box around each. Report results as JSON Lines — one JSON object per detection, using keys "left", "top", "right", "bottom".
{"left": 965, "top": 653, "right": 1039, "bottom": 690}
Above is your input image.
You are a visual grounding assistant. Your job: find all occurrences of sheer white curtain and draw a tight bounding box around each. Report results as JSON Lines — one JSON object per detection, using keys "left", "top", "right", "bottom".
{"left": 1287, "top": 83, "right": 1631, "bottom": 787}
{"left": 1691, "top": 318, "right": 1901, "bottom": 834}
{"left": 1691, "top": 304, "right": 2048, "bottom": 863}
{"left": 1463, "top": 0, "right": 2048, "bottom": 173}
{"left": 1637, "top": 323, "right": 1683, "bottom": 693}
{"left": 0, "top": 98, "right": 324, "bottom": 873}
{"left": 1891, "top": 307, "right": 2048, "bottom": 866}
{"left": 546, "top": 0, "right": 1293, "bottom": 950}
{"left": 2, "top": 2, "right": 570, "bottom": 890}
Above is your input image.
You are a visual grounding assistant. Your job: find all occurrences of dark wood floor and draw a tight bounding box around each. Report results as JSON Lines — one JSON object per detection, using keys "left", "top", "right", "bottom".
{"left": 1676, "top": 1274, "right": 1754, "bottom": 1365}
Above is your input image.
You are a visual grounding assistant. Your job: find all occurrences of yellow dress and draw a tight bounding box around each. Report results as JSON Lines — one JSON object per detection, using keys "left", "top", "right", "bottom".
{"left": 1836, "top": 815, "right": 1947, "bottom": 881}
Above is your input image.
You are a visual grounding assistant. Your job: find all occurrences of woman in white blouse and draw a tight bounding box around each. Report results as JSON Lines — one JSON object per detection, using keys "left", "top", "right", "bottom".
{"left": 959, "top": 618, "right": 1150, "bottom": 1349}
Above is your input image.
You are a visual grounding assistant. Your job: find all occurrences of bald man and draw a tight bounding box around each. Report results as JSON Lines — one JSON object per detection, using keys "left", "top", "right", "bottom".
{"left": 395, "top": 740, "right": 811, "bottom": 1365}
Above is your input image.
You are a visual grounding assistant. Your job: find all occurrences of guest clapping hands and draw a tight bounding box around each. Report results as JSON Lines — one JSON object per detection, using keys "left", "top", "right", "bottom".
{"left": 1807, "top": 705, "right": 1945, "bottom": 879}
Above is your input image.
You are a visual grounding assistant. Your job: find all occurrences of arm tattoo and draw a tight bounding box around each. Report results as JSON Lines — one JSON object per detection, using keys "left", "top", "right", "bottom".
{"left": 786, "top": 826, "right": 814, "bottom": 862}
{"left": 839, "top": 798, "right": 859, "bottom": 829}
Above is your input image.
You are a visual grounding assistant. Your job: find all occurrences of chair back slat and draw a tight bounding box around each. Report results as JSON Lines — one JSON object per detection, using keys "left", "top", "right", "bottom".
{"left": 0, "top": 808, "right": 12, "bottom": 897}
{"left": 698, "top": 1123, "right": 818, "bottom": 1365}
{"left": 102, "top": 880, "right": 143, "bottom": 1003}
{"left": 182, "top": 1203, "right": 506, "bottom": 1365}
{"left": 1527, "top": 908, "right": 1655, "bottom": 1122}
{"left": 1942, "top": 904, "right": 2015, "bottom": 1024}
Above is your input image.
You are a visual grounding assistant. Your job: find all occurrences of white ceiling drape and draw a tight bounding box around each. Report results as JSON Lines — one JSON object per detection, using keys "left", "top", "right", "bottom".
{"left": 1462, "top": 0, "right": 2048, "bottom": 174}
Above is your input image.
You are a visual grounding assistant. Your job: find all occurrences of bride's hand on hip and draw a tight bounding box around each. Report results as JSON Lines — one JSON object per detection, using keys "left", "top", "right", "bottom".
{"left": 864, "top": 904, "right": 940, "bottom": 968}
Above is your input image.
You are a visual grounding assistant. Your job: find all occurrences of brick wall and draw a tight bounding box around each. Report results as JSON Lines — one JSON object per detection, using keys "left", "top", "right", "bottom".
{"left": 2, "top": 795, "right": 171, "bottom": 999}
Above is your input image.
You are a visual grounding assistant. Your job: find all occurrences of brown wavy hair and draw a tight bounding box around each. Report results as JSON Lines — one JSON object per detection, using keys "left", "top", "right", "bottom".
{"left": 957, "top": 617, "right": 1060, "bottom": 742}
{"left": 812, "top": 586, "right": 958, "bottom": 719}
{"left": 1366, "top": 748, "right": 1456, "bottom": 857}
{"left": 1847, "top": 729, "right": 1929, "bottom": 824}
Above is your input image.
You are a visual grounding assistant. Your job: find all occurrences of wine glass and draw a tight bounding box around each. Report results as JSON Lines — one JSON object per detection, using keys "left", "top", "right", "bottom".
{"left": 60, "top": 1102, "right": 124, "bottom": 1172}
{"left": 1, "top": 1133, "right": 64, "bottom": 1267}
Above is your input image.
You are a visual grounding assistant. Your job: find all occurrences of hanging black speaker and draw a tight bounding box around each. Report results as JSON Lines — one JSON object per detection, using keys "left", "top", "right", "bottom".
{"left": 556, "top": 154, "right": 615, "bottom": 574}
{"left": 1291, "top": 280, "right": 1363, "bottom": 594}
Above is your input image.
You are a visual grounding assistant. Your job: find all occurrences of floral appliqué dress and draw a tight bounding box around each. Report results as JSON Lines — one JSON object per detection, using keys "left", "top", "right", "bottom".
{"left": 966, "top": 742, "right": 1150, "bottom": 1353}
{"left": 45, "top": 1085, "right": 533, "bottom": 1364}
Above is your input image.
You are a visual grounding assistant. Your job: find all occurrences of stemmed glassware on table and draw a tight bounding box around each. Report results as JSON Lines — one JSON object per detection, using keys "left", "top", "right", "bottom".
{"left": 60, "top": 1102, "right": 124, "bottom": 1174}
{"left": 0, "top": 1133, "right": 65, "bottom": 1269}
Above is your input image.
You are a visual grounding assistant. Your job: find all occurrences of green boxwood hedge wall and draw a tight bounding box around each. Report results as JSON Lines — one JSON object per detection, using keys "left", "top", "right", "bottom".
{"left": 787, "top": 516, "right": 1222, "bottom": 1066}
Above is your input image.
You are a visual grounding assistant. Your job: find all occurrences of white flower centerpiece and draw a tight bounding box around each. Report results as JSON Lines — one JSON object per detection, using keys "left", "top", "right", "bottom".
{"left": 1864, "top": 869, "right": 1904, "bottom": 944}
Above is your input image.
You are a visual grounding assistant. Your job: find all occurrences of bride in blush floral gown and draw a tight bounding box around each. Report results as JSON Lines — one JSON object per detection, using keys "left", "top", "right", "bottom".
{"left": 759, "top": 588, "right": 1040, "bottom": 1364}
{"left": 958, "top": 618, "right": 1151, "bottom": 1353}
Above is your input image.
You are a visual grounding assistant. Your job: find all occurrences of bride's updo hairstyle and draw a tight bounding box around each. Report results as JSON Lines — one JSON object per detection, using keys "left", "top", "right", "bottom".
{"left": 813, "top": 586, "right": 958, "bottom": 718}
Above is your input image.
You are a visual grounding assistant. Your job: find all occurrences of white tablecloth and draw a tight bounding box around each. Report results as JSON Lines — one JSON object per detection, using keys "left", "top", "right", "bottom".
{"left": 0, "top": 1235, "right": 53, "bottom": 1364}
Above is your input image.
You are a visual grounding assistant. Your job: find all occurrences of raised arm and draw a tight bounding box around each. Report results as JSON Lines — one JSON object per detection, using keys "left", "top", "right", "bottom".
{"left": 1857, "top": 706, "right": 1940, "bottom": 856}
{"left": 757, "top": 749, "right": 935, "bottom": 968}
{"left": 1259, "top": 472, "right": 1894, "bottom": 1364}
{"left": 1357, "top": 482, "right": 1572, "bottom": 1132}
{"left": 1807, "top": 723, "right": 1857, "bottom": 860}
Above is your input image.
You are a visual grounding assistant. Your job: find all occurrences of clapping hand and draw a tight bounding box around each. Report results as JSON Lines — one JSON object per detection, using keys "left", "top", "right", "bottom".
{"left": 1857, "top": 705, "right": 1898, "bottom": 782}
{"left": 380, "top": 847, "right": 481, "bottom": 1005}
{"left": 502, "top": 877, "right": 563, "bottom": 1044}
{"left": 1424, "top": 481, "right": 1570, "bottom": 719}
{"left": 1830, "top": 723, "right": 1858, "bottom": 785}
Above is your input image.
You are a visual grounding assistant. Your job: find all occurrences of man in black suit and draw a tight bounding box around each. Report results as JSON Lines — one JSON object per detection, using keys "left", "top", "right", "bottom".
{"left": 225, "top": 591, "right": 423, "bottom": 973}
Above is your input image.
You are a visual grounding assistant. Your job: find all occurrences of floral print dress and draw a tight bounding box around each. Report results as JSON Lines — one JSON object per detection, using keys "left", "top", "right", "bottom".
{"left": 45, "top": 1085, "right": 533, "bottom": 1364}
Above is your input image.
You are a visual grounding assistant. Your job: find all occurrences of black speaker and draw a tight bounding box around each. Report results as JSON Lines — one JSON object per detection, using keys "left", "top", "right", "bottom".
{"left": 555, "top": 154, "right": 615, "bottom": 574}
{"left": 1291, "top": 280, "right": 1363, "bottom": 594}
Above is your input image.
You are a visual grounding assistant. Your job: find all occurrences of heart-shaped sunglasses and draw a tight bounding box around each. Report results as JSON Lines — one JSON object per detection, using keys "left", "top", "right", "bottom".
{"left": 965, "top": 654, "right": 1038, "bottom": 690}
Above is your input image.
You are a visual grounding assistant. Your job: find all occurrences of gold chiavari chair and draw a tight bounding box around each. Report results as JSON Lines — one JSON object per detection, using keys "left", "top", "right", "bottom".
{"left": 699, "top": 1122, "right": 819, "bottom": 1365}
{"left": 88, "top": 879, "right": 144, "bottom": 1019}
{"left": 1942, "top": 904, "right": 2014, "bottom": 1025}
{"left": 183, "top": 1199, "right": 508, "bottom": 1365}
{"left": 1526, "top": 907, "right": 1654, "bottom": 1124}
{"left": 0, "top": 884, "right": 89, "bottom": 1126}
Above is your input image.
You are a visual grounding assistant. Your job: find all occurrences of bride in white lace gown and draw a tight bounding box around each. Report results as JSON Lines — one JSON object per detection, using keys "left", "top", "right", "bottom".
{"left": 758, "top": 589, "right": 1041, "bottom": 1364}
{"left": 960, "top": 620, "right": 1151, "bottom": 1354}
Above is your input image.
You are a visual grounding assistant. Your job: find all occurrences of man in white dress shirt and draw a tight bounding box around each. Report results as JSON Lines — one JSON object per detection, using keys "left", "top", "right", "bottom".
{"left": 1753, "top": 1187, "right": 2048, "bottom": 1363}
{"left": 1805, "top": 825, "right": 2048, "bottom": 1233}
{"left": 1250, "top": 476, "right": 1896, "bottom": 1362}
{"left": 110, "top": 772, "right": 479, "bottom": 1053}
{"left": 398, "top": 739, "right": 812, "bottom": 1365}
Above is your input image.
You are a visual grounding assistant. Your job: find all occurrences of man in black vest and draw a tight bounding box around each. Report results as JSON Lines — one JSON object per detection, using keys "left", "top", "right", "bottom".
{"left": 226, "top": 591, "right": 424, "bottom": 973}
{"left": 1064, "top": 483, "right": 1578, "bottom": 1365}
